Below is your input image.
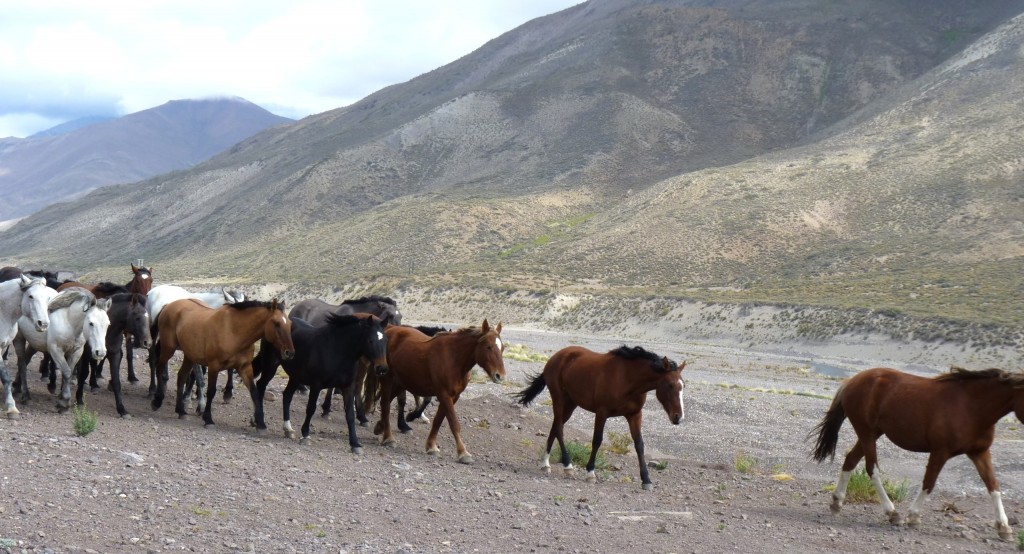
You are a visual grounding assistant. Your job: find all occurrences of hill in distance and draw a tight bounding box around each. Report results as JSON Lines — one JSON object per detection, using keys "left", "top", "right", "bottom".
{"left": 0, "top": 97, "right": 292, "bottom": 220}
{"left": 0, "top": 0, "right": 1021, "bottom": 328}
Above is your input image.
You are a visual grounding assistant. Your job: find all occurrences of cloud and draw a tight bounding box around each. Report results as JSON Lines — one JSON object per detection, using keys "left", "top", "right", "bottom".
{"left": 0, "top": 0, "right": 581, "bottom": 137}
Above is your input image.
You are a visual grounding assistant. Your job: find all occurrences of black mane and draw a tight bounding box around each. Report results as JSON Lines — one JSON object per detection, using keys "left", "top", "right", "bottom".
{"left": 93, "top": 282, "right": 130, "bottom": 295}
{"left": 226, "top": 300, "right": 284, "bottom": 312}
{"left": 610, "top": 345, "right": 676, "bottom": 372}
{"left": 325, "top": 313, "right": 362, "bottom": 327}
{"left": 341, "top": 295, "right": 396, "bottom": 306}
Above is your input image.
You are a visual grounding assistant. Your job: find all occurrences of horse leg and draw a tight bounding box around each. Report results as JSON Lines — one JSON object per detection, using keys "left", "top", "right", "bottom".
{"left": 397, "top": 391, "right": 413, "bottom": 434}
{"left": 238, "top": 362, "right": 262, "bottom": 431}
{"left": 151, "top": 343, "right": 172, "bottom": 410}
{"left": 75, "top": 355, "right": 88, "bottom": 407}
{"left": 45, "top": 354, "right": 57, "bottom": 394}
{"left": 963, "top": 449, "right": 1012, "bottom": 540}
{"left": 147, "top": 344, "right": 159, "bottom": 399}
{"left": 553, "top": 401, "right": 578, "bottom": 476}
{"left": 299, "top": 386, "right": 322, "bottom": 445}
{"left": 625, "top": 411, "right": 653, "bottom": 490}
{"left": 193, "top": 365, "right": 207, "bottom": 414}
{"left": 174, "top": 358, "right": 194, "bottom": 418}
{"left": 433, "top": 394, "right": 473, "bottom": 464}
{"left": 52, "top": 347, "right": 77, "bottom": 412}
{"left": 320, "top": 388, "right": 334, "bottom": 420}
{"left": 373, "top": 380, "right": 396, "bottom": 446}
{"left": 862, "top": 438, "right": 900, "bottom": 524}
{"left": 586, "top": 414, "right": 608, "bottom": 483}
{"left": 223, "top": 368, "right": 233, "bottom": 403}
{"left": 126, "top": 334, "right": 139, "bottom": 384}
{"left": 341, "top": 384, "right": 362, "bottom": 454}
{"left": 200, "top": 368, "right": 220, "bottom": 427}
{"left": 280, "top": 379, "right": 298, "bottom": 438}
{"left": 905, "top": 451, "right": 951, "bottom": 530}
{"left": 12, "top": 338, "right": 32, "bottom": 405}
{"left": 90, "top": 357, "right": 103, "bottom": 391}
{"left": 424, "top": 399, "right": 447, "bottom": 456}
{"left": 107, "top": 347, "right": 128, "bottom": 417}
{"left": 407, "top": 396, "right": 433, "bottom": 424}
{"left": 0, "top": 357, "right": 20, "bottom": 419}
{"left": 251, "top": 359, "right": 276, "bottom": 434}
{"left": 351, "top": 361, "right": 367, "bottom": 423}
{"left": 830, "top": 440, "right": 865, "bottom": 514}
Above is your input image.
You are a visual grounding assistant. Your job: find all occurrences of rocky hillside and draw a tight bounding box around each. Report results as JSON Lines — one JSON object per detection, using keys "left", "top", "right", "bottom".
{"left": 0, "top": 0, "right": 1021, "bottom": 328}
{"left": 0, "top": 98, "right": 292, "bottom": 219}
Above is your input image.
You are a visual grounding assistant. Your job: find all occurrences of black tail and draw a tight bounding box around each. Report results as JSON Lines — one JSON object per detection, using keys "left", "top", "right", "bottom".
{"left": 513, "top": 372, "right": 547, "bottom": 406}
{"left": 809, "top": 384, "right": 847, "bottom": 462}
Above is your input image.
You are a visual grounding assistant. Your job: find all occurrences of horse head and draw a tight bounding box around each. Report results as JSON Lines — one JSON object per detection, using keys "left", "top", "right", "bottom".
{"left": 381, "top": 301, "right": 403, "bottom": 326}
{"left": 19, "top": 275, "right": 50, "bottom": 332}
{"left": 361, "top": 316, "right": 390, "bottom": 376}
{"left": 128, "top": 294, "right": 153, "bottom": 348}
{"left": 84, "top": 299, "right": 111, "bottom": 361}
{"left": 475, "top": 319, "right": 506, "bottom": 384}
{"left": 265, "top": 299, "right": 295, "bottom": 360}
{"left": 654, "top": 358, "right": 686, "bottom": 425}
{"left": 130, "top": 264, "right": 153, "bottom": 295}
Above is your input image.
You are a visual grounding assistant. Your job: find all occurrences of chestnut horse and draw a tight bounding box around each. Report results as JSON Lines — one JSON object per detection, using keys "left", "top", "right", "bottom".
{"left": 810, "top": 366, "right": 1024, "bottom": 540}
{"left": 152, "top": 299, "right": 294, "bottom": 429}
{"left": 515, "top": 345, "right": 685, "bottom": 490}
{"left": 373, "top": 320, "right": 506, "bottom": 463}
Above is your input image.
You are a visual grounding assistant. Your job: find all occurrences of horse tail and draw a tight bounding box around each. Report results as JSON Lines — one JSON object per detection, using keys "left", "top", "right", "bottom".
{"left": 513, "top": 372, "right": 547, "bottom": 406}
{"left": 809, "top": 382, "right": 848, "bottom": 463}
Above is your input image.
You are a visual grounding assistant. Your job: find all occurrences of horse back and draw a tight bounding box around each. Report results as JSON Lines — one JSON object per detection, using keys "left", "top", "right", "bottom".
{"left": 383, "top": 325, "right": 442, "bottom": 394}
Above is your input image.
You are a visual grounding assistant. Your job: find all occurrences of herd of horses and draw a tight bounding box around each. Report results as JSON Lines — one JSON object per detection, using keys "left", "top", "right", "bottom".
{"left": 0, "top": 264, "right": 1020, "bottom": 540}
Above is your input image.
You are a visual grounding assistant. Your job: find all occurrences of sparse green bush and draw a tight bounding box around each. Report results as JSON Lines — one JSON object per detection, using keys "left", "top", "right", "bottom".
{"left": 735, "top": 451, "right": 759, "bottom": 474}
{"left": 550, "top": 440, "right": 606, "bottom": 470}
{"left": 824, "top": 468, "right": 909, "bottom": 504}
{"left": 72, "top": 403, "right": 98, "bottom": 437}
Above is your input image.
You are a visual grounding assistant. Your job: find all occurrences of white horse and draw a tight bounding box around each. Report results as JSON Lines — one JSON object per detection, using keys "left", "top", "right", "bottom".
{"left": 146, "top": 285, "right": 246, "bottom": 406}
{"left": 14, "top": 289, "right": 110, "bottom": 412}
{"left": 0, "top": 275, "right": 51, "bottom": 418}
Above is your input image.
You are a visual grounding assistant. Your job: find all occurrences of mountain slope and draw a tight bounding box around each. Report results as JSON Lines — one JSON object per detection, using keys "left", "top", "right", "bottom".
{"left": 0, "top": 98, "right": 292, "bottom": 219}
{"left": 0, "top": 0, "right": 1021, "bottom": 326}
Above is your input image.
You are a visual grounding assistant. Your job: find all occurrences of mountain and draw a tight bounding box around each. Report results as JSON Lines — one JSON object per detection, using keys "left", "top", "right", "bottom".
{"left": 0, "top": 0, "right": 1022, "bottom": 327}
{"left": 0, "top": 98, "right": 292, "bottom": 219}
{"left": 28, "top": 116, "right": 117, "bottom": 139}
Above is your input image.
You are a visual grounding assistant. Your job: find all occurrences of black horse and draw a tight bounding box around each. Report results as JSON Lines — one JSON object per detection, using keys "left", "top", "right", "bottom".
{"left": 252, "top": 314, "right": 389, "bottom": 453}
{"left": 75, "top": 293, "right": 152, "bottom": 417}
{"left": 289, "top": 295, "right": 402, "bottom": 326}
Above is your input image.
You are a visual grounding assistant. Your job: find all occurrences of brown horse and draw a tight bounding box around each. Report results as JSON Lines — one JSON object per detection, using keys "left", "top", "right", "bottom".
{"left": 57, "top": 263, "right": 152, "bottom": 297}
{"left": 810, "top": 366, "right": 1024, "bottom": 539}
{"left": 515, "top": 345, "right": 685, "bottom": 490}
{"left": 152, "top": 299, "right": 295, "bottom": 429}
{"left": 373, "top": 320, "right": 506, "bottom": 463}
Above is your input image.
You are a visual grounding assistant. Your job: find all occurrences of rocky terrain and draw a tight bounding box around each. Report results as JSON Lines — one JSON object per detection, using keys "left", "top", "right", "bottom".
{"left": 2, "top": 326, "right": 1022, "bottom": 553}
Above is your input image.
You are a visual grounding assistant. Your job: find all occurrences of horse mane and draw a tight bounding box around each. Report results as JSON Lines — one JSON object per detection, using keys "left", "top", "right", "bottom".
{"left": 414, "top": 325, "right": 449, "bottom": 337}
{"left": 94, "top": 282, "right": 130, "bottom": 295}
{"left": 48, "top": 289, "right": 95, "bottom": 312}
{"left": 936, "top": 366, "right": 1024, "bottom": 386}
{"left": 226, "top": 300, "right": 284, "bottom": 312}
{"left": 610, "top": 345, "right": 677, "bottom": 372}
{"left": 325, "top": 313, "right": 362, "bottom": 327}
{"left": 341, "top": 295, "right": 396, "bottom": 306}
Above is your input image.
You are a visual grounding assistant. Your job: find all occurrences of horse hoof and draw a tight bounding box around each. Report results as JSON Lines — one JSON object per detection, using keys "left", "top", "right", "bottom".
{"left": 5, "top": 410, "right": 20, "bottom": 420}
{"left": 178, "top": 413, "right": 187, "bottom": 419}
{"left": 373, "top": 421, "right": 385, "bottom": 435}
{"left": 458, "top": 454, "right": 474, "bottom": 465}
{"left": 642, "top": 482, "right": 654, "bottom": 491}
{"left": 204, "top": 422, "right": 216, "bottom": 428}
{"left": 120, "top": 413, "right": 132, "bottom": 420}
{"left": 255, "top": 427, "right": 267, "bottom": 436}
{"left": 998, "top": 525, "right": 1013, "bottom": 541}
{"left": 47, "top": 385, "right": 56, "bottom": 394}
{"left": 299, "top": 437, "right": 311, "bottom": 446}
{"left": 889, "top": 511, "right": 903, "bottom": 526}
{"left": 358, "top": 421, "right": 368, "bottom": 428}
{"left": 400, "top": 427, "right": 413, "bottom": 435}
{"left": 56, "top": 404, "right": 69, "bottom": 414}
{"left": 222, "top": 397, "right": 232, "bottom": 405}
{"left": 563, "top": 466, "right": 573, "bottom": 477}
{"left": 418, "top": 415, "right": 430, "bottom": 424}
{"left": 381, "top": 437, "right": 396, "bottom": 447}
{"left": 128, "top": 378, "right": 140, "bottom": 385}
{"left": 351, "top": 447, "right": 363, "bottom": 455}
{"left": 284, "top": 430, "right": 295, "bottom": 439}
{"left": 586, "top": 472, "right": 597, "bottom": 483}
{"left": 426, "top": 446, "right": 440, "bottom": 456}
{"left": 542, "top": 466, "right": 551, "bottom": 474}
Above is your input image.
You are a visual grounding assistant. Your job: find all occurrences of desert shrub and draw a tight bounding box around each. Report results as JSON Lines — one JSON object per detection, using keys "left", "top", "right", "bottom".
{"left": 72, "top": 403, "right": 98, "bottom": 436}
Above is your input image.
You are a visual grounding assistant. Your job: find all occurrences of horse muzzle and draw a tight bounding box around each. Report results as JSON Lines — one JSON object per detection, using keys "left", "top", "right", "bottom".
{"left": 92, "top": 349, "right": 107, "bottom": 361}
{"left": 670, "top": 414, "right": 683, "bottom": 425}
{"left": 281, "top": 349, "right": 295, "bottom": 361}
{"left": 374, "top": 364, "right": 389, "bottom": 377}
{"left": 35, "top": 320, "right": 48, "bottom": 332}
{"left": 490, "top": 373, "right": 504, "bottom": 384}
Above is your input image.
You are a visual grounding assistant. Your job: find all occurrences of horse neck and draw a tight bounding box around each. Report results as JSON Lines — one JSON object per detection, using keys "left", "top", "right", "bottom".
{"left": 438, "top": 332, "right": 481, "bottom": 374}
{"left": 0, "top": 280, "right": 22, "bottom": 324}
{"left": 221, "top": 307, "right": 275, "bottom": 348}
{"left": 52, "top": 305, "right": 89, "bottom": 337}
{"left": 961, "top": 378, "right": 1017, "bottom": 423}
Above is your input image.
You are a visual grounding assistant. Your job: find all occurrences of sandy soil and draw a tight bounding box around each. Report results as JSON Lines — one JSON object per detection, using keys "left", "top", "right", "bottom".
{"left": 1, "top": 325, "right": 1022, "bottom": 553}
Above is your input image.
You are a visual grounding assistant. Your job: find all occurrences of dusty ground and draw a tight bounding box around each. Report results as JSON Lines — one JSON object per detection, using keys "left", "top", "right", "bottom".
{"left": 1, "top": 326, "right": 1023, "bottom": 553}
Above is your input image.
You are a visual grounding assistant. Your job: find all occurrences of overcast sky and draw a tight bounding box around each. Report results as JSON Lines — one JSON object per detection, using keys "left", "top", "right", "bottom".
{"left": 0, "top": 1, "right": 582, "bottom": 138}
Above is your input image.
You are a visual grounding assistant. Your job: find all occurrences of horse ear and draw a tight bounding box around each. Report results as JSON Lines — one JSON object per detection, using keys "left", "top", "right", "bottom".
{"left": 481, "top": 319, "right": 490, "bottom": 333}
{"left": 98, "top": 298, "right": 112, "bottom": 312}
{"left": 496, "top": 321, "right": 502, "bottom": 334}
{"left": 271, "top": 298, "right": 279, "bottom": 311}
{"left": 132, "top": 264, "right": 138, "bottom": 272}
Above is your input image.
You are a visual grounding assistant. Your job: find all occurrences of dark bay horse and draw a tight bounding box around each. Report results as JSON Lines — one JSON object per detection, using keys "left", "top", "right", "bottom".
{"left": 373, "top": 320, "right": 506, "bottom": 464}
{"left": 75, "top": 293, "right": 151, "bottom": 417}
{"left": 57, "top": 264, "right": 153, "bottom": 383}
{"left": 811, "top": 366, "right": 1024, "bottom": 540}
{"left": 290, "top": 295, "right": 402, "bottom": 326}
{"left": 252, "top": 314, "right": 389, "bottom": 451}
{"left": 515, "top": 345, "right": 685, "bottom": 490}
{"left": 152, "top": 299, "right": 294, "bottom": 429}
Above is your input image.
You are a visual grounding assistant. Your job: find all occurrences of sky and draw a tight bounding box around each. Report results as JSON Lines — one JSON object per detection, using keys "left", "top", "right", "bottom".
{"left": 0, "top": 0, "right": 582, "bottom": 138}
